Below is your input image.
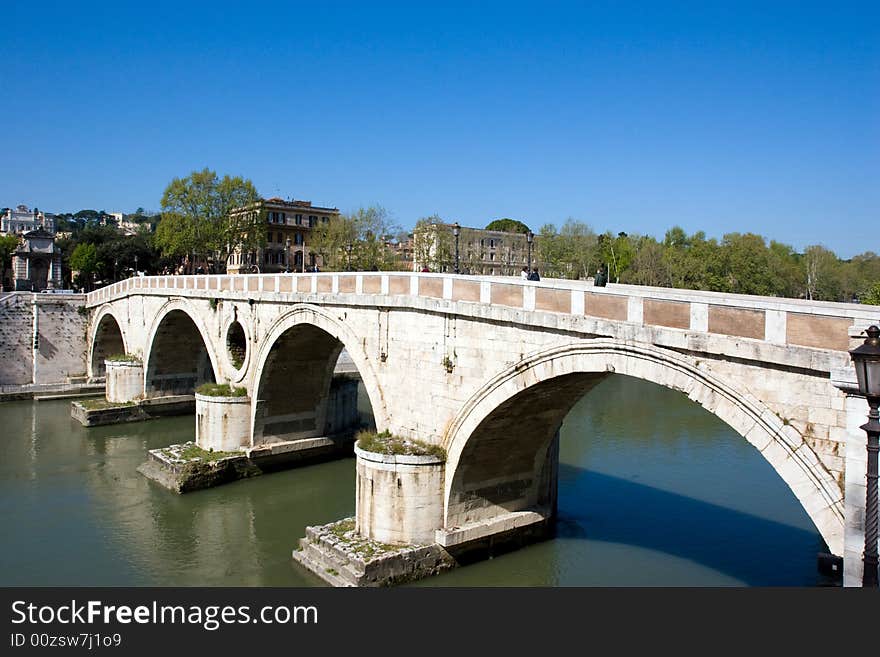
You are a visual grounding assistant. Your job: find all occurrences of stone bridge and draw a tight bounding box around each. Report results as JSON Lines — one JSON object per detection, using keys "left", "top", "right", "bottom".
{"left": 85, "top": 272, "right": 878, "bottom": 585}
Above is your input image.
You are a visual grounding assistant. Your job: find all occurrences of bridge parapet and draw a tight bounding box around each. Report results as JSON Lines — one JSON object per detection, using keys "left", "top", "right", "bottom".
{"left": 87, "top": 273, "right": 879, "bottom": 358}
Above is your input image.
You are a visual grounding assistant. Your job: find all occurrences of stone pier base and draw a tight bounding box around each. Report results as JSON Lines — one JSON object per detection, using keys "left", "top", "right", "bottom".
{"left": 292, "top": 510, "right": 555, "bottom": 587}
{"left": 71, "top": 394, "right": 195, "bottom": 426}
{"left": 293, "top": 518, "right": 457, "bottom": 587}
{"left": 138, "top": 433, "right": 356, "bottom": 493}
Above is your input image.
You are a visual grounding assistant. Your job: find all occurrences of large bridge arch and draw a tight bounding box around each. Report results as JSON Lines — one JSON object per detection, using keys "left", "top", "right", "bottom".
{"left": 250, "top": 305, "right": 388, "bottom": 446}
{"left": 143, "top": 300, "right": 219, "bottom": 397}
{"left": 442, "top": 339, "right": 845, "bottom": 556}
{"left": 88, "top": 306, "right": 128, "bottom": 379}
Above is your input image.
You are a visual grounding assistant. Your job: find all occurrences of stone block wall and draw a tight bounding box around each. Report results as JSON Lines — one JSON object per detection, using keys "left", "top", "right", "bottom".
{"left": 0, "top": 293, "right": 33, "bottom": 385}
{"left": 0, "top": 293, "right": 87, "bottom": 386}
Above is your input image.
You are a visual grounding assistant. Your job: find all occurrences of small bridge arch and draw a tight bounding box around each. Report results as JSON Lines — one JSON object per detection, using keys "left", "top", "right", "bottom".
{"left": 88, "top": 306, "right": 127, "bottom": 379}
{"left": 143, "top": 300, "right": 219, "bottom": 397}
{"left": 249, "top": 304, "right": 388, "bottom": 446}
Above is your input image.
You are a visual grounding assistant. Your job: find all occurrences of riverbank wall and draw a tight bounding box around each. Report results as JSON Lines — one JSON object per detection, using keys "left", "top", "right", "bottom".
{"left": 0, "top": 292, "right": 88, "bottom": 389}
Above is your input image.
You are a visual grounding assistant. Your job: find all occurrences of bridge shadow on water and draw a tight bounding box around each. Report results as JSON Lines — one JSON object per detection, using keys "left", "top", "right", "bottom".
{"left": 553, "top": 463, "right": 835, "bottom": 586}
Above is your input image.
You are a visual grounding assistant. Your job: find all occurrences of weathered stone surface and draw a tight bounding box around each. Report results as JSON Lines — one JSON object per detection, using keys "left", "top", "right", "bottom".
{"left": 355, "top": 446, "right": 445, "bottom": 546}
{"left": 105, "top": 360, "right": 143, "bottom": 403}
{"left": 0, "top": 293, "right": 87, "bottom": 386}
{"left": 138, "top": 442, "right": 261, "bottom": 493}
{"left": 292, "top": 517, "right": 457, "bottom": 587}
{"left": 71, "top": 395, "right": 194, "bottom": 426}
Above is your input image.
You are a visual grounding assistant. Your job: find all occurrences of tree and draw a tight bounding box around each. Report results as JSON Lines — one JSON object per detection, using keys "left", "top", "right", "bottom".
{"left": 310, "top": 205, "right": 401, "bottom": 271}
{"left": 625, "top": 235, "right": 670, "bottom": 287}
{"left": 559, "top": 219, "right": 599, "bottom": 279}
{"left": 598, "top": 231, "right": 634, "bottom": 283}
{"left": 69, "top": 243, "right": 99, "bottom": 290}
{"left": 534, "top": 223, "right": 563, "bottom": 277}
{"left": 485, "top": 218, "right": 531, "bottom": 234}
{"left": 862, "top": 282, "right": 880, "bottom": 305}
{"left": 0, "top": 234, "right": 20, "bottom": 290}
{"left": 766, "top": 240, "right": 802, "bottom": 298}
{"left": 719, "top": 233, "right": 775, "bottom": 296}
{"left": 803, "top": 244, "right": 842, "bottom": 301}
{"left": 154, "top": 168, "right": 260, "bottom": 272}
{"left": 842, "top": 252, "right": 880, "bottom": 303}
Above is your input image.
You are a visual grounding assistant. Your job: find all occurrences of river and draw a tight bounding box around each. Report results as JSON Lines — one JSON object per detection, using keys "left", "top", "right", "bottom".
{"left": 0, "top": 376, "right": 835, "bottom": 586}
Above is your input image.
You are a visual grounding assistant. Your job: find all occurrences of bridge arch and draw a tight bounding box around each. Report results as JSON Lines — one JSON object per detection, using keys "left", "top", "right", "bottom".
{"left": 442, "top": 339, "right": 844, "bottom": 556}
{"left": 250, "top": 304, "right": 387, "bottom": 446}
{"left": 143, "top": 299, "right": 219, "bottom": 397}
{"left": 88, "top": 306, "right": 127, "bottom": 379}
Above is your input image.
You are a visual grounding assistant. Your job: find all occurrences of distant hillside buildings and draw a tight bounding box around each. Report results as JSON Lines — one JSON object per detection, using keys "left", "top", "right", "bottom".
{"left": 2, "top": 205, "right": 56, "bottom": 235}
{"left": 1, "top": 205, "right": 61, "bottom": 291}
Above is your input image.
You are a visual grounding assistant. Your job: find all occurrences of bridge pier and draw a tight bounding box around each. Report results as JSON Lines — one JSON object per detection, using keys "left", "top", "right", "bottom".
{"left": 355, "top": 445, "right": 445, "bottom": 545}
{"left": 293, "top": 433, "right": 561, "bottom": 587}
{"left": 196, "top": 393, "right": 251, "bottom": 452}
{"left": 105, "top": 359, "right": 144, "bottom": 403}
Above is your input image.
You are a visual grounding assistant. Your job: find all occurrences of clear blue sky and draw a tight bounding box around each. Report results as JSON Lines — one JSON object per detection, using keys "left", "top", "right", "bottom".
{"left": 2, "top": 1, "right": 877, "bottom": 257}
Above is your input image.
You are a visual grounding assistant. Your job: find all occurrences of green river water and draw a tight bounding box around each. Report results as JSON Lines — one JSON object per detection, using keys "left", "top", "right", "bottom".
{"left": 0, "top": 376, "right": 833, "bottom": 586}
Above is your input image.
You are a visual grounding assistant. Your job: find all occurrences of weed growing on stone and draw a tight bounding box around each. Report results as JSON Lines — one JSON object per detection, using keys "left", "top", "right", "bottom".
{"left": 196, "top": 383, "right": 247, "bottom": 397}
{"left": 106, "top": 353, "right": 142, "bottom": 363}
{"left": 78, "top": 399, "right": 135, "bottom": 410}
{"left": 356, "top": 430, "right": 446, "bottom": 460}
{"left": 175, "top": 443, "right": 239, "bottom": 462}
{"left": 322, "top": 518, "right": 399, "bottom": 562}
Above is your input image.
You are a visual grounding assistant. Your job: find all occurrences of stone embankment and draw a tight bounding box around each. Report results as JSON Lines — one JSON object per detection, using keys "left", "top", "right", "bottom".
{"left": 0, "top": 292, "right": 88, "bottom": 388}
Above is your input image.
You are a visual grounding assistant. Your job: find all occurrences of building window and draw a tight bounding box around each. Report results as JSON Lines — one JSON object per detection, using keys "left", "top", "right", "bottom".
{"left": 309, "top": 215, "right": 318, "bottom": 227}
{"left": 267, "top": 231, "right": 273, "bottom": 243}
{"left": 294, "top": 233, "right": 303, "bottom": 245}
{"left": 321, "top": 216, "right": 329, "bottom": 224}
{"left": 295, "top": 214, "right": 303, "bottom": 225}
{"left": 277, "top": 232, "right": 282, "bottom": 244}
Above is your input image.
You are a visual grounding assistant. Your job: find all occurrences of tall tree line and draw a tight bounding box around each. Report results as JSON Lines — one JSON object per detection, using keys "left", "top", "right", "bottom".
{"left": 536, "top": 220, "right": 880, "bottom": 304}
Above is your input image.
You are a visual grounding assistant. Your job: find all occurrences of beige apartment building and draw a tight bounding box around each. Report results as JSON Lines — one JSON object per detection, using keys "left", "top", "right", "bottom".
{"left": 226, "top": 197, "right": 340, "bottom": 274}
{"left": 412, "top": 222, "right": 537, "bottom": 276}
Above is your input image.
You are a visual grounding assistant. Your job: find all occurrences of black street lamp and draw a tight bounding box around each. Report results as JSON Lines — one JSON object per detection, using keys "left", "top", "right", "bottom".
{"left": 285, "top": 237, "right": 291, "bottom": 273}
{"left": 134, "top": 255, "right": 138, "bottom": 276}
{"left": 347, "top": 242, "right": 353, "bottom": 271}
{"left": 849, "top": 324, "right": 880, "bottom": 587}
{"left": 452, "top": 222, "right": 460, "bottom": 274}
{"left": 527, "top": 231, "right": 534, "bottom": 272}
